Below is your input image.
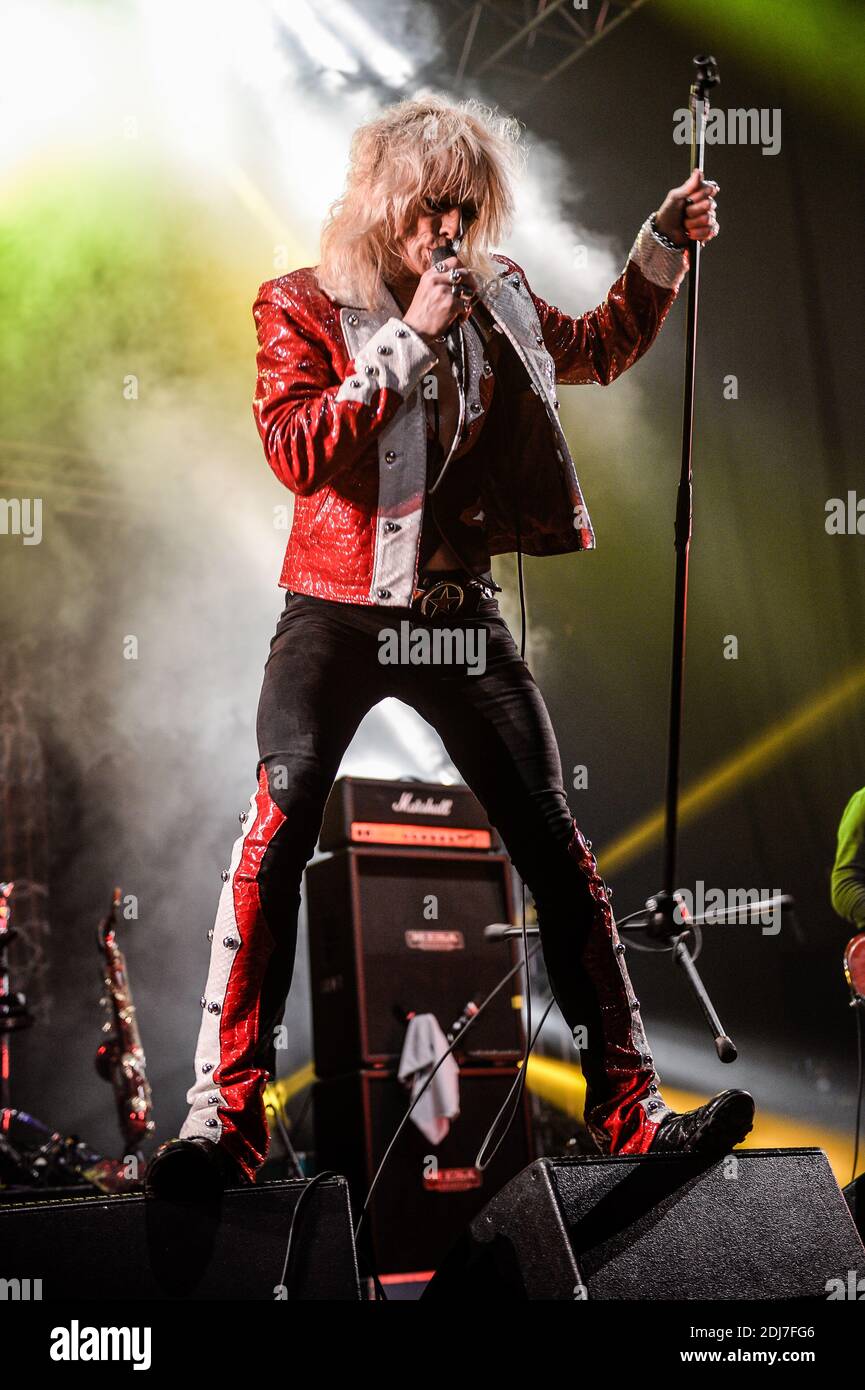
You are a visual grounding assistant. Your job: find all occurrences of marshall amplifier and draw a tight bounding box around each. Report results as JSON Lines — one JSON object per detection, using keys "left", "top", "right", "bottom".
{"left": 318, "top": 776, "right": 501, "bottom": 852}
{"left": 312, "top": 1067, "right": 534, "bottom": 1275}
{"left": 306, "top": 845, "right": 523, "bottom": 1076}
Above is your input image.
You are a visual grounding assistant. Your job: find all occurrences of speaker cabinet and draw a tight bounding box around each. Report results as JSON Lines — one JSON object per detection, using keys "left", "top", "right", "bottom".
{"left": 843, "top": 1171, "right": 865, "bottom": 1241}
{"left": 307, "top": 846, "right": 522, "bottom": 1076}
{"left": 0, "top": 1177, "right": 360, "bottom": 1300}
{"left": 423, "top": 1149, "right": 865, "bottom": 1301}
{"left": 313, "top": 1067, "right": 534, "bottom": 1275}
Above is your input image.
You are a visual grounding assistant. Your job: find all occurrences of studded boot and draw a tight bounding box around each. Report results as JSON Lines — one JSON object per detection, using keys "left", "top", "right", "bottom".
{"left": 562, "top": 823, "right": 672, "bottom": 1154}
{"left": 178, "top": 765, "right": 290, "bottom": 1181}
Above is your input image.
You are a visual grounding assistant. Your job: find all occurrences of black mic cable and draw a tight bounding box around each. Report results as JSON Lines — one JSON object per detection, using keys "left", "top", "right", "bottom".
{"left": 354, "top": 940, "right": 543, "bottom": 1248}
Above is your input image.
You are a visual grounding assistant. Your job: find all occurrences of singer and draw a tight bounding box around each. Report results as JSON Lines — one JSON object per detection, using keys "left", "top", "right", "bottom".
{"left": 147, "top": 94, "right": 752, "bottom": 1198}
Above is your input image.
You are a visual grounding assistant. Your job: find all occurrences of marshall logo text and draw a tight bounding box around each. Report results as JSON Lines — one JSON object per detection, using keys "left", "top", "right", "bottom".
{"left": 391, "top": 792, "right": 454, "bottom": 817}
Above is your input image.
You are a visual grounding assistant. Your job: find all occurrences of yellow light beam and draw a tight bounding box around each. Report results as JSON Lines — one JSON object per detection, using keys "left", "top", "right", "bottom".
{"left": 524, "top": 1054, "right": 860, "bottom": 1185}
{"left": 600, "top": 661, "right": 865, "bottom": 876}
{"left": 273, "top": 1057, "right": 861, "bottom": 1185}
{"left": 264, "top": 1060, "right": 316, "bottom": 1124}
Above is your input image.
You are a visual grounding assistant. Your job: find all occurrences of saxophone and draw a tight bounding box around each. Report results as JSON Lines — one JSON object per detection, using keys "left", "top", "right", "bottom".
{"left": 94, "top": 888, "right": 155, "bottom": 1152}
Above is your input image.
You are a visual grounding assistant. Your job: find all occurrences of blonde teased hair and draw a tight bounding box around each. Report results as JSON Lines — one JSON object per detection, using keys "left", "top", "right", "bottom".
{"left": 316, "top": 93, "right": 525, "bottom": 310}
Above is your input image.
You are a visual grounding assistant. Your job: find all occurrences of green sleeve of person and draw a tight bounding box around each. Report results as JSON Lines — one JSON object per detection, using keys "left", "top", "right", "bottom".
{"left": 831, "top": 787, "right": 865, "bottom": 931}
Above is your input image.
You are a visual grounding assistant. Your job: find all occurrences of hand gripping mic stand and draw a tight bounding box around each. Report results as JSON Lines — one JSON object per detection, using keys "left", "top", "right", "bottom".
{"left": 617, "top": 55, "right": 794, "bottom": 1062}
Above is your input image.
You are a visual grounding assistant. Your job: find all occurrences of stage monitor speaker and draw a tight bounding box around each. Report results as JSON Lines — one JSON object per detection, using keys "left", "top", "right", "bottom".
{"left": 423, "top": 1148, "right": 865, "bottom": 1301}
{"left": 306, "top": 845, "right": 522, "bottom": 1076}
{"left": 843, "top": 1171, "right": 865, "bottom": 1242}
{"left": 313, "top": 1067, "right": 534, "bottom": 1275}
{"left": 0, "top": 1177, "right": 360, "bottom": 1300}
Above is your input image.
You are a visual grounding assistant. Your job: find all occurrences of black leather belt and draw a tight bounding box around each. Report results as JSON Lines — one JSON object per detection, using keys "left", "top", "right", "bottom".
{"left": 410, "top": 571, "right": 499, "bottom": 617}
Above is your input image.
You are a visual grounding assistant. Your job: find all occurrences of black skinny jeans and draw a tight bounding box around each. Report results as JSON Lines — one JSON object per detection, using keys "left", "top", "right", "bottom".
{"left": 253, "top": 586, "right": 621, "bottom": 1081}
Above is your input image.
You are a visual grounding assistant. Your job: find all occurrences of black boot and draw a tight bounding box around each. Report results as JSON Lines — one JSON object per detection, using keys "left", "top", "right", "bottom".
{"left": 144, "top": 1138, "right": 252, "bottom": 1201}
{"left": 647, "top": 1089, "right": 755, "bottom": 1156}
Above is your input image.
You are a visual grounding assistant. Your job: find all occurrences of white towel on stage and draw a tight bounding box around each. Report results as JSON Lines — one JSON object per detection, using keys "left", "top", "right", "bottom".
{"left": 397, "top": 1013, "right": 460, "bottom": 1145}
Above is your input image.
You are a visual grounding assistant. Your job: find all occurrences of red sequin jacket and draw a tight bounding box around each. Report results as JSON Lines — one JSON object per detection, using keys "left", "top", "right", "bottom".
{"left": 251, "top": 216, "right": 688, "bottom": 607}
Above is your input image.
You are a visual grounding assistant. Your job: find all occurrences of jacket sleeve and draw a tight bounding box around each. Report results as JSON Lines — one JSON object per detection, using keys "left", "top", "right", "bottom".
{"left": 523, "top": 217, "right": 689, "bottom": 386}
{"left": 831, "top": 790, "right": 865, "bottom": 931}
{"left": 252, "top": 280, "right": 438, "bottom": 496}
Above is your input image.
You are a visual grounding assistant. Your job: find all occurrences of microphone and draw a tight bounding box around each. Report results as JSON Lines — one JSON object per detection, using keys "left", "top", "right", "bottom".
{"left": 431, "top": 240, "right": 457, "bottom": 269}
{"left": 431, "top": 239, "right": 464, "bottom": 361}
{"left": 432, "top": 238, "right": 493, "bottom": 332}
{"left": 484, "top": 923, "right": 539, "bottom": 940}
{"left": 432, "top": 237, "right": 477, "bottom": 307}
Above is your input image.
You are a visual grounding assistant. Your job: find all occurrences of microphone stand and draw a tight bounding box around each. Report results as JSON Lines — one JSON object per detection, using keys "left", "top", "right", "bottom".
{"left": 616, "top": 56, "right": 792, "bottom": 1064}
{"left": 664, "top": 57, "right": 718, "bottom": 918}
{"left": 618, "top": 56, "right": 723, "bottom": 1040}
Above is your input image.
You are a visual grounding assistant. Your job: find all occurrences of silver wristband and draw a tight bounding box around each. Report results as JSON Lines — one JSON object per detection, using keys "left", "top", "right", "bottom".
{"left": 649, "top": 213, "right": 686, "bottom": 254}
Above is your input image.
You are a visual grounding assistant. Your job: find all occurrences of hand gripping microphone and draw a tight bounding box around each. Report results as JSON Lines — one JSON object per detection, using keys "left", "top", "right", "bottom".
{"left": 431, "top": 239, "right": 458, "bottom": 269}
{"left": 430, "top": 238, "right": 465, "bottom": 361}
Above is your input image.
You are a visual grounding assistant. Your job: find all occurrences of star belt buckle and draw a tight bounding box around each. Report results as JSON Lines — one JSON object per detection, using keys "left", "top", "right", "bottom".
{"left": 420, "top": 580, "right": 465, "bottom": 617}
